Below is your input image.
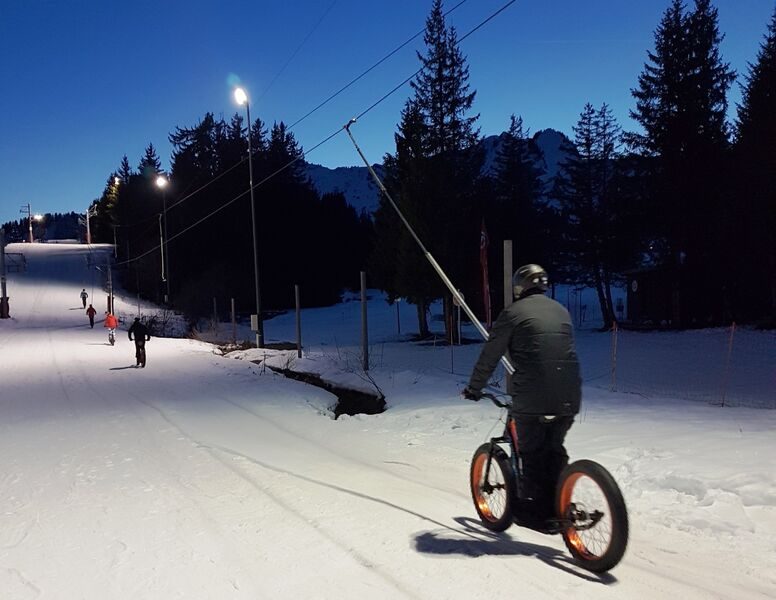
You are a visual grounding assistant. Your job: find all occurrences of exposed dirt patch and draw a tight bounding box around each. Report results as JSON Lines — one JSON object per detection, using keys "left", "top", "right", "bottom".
{"left": 262, "top": 364, "right": 385, "bottom": 419}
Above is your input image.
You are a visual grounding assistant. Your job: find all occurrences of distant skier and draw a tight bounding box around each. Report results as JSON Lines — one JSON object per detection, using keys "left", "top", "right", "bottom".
{"left": 86, "top": 304, "right": 97, "bottom": 328}
{"left": 80, "top": 288, "right": 88, "bottom": 308}
{"left": 128, "top": 317, "right": 151, "bottom": 368}
{"left": 103, "top": 311, "right": 118, "bottom": 330}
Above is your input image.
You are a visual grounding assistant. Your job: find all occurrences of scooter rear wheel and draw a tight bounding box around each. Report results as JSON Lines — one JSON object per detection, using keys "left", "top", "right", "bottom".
{"left": 556, "top": 459, "right": 628, "bottom": 572}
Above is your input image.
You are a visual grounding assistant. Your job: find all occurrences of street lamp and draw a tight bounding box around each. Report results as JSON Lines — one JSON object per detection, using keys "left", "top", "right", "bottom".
{"left": 234, "top": 86, "right": 264, "bottom": 348}
{"left": 1, "top": 227, "right": 9, "bottom": 318}
{"left": 85, "top": 205, "right": 98, "bottom": 244}
{"left": 30, "top": 214, "right": 43, "bottom": 242}
{"left": 20, "top": 203, "right": 33, "bottom": 242}
{"left": 155, "top": 174, "right": 171, "bottom": 304}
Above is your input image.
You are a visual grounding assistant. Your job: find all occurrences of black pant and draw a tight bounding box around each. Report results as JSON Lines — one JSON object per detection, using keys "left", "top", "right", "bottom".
{"left": 134, "top": 339, "right": 146, "bottom": 363}
{"left": 88, "top": 316, "right": 94, "bottom": 328}
{"left": 514, "top": 414, "right": 575, "bottom": 520}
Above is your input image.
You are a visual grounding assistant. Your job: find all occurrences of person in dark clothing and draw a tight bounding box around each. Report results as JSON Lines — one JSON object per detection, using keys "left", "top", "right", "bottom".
{"left": 128, "top": 317, "right": 151, "bottom": 367}
{"left": 86, "top": 304, "right": 97, "bottom": 328}
{"left": 80, "top": 289, "right": 88, "bottom": 308}
{"left": 463, "top": 264, "right": 582, "bottom": 528}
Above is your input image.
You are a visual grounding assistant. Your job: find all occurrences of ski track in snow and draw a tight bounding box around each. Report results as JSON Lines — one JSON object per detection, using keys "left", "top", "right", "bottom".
{"left": 120, "top": 387, "right": 423, "bottom": 598}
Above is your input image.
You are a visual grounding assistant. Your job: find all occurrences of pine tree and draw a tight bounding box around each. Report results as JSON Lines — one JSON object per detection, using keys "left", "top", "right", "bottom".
{"left": 138, "top": 143, "right": 162, "bottom": 178}
{"left": 375, "top": 99, "right": 435, "bottom": 337}
{"left": 411, "top": 0, "right": 479, "bottom": 155}
{"left": 169, "top": 113, "right": 221, "bottom": 181}
{"left": 553, "top": 103, "right": 630, "bottom": 329}
{"left": 377, "top": 0, "right": 482, "bottom": 340}
{"left": 628, "top": 0, "right": 735, "bottom": 325}
{"left": 118, "top": 155, "right": 133, "bottom": 183}
{"left": 735, "top": 7, "right": 776, "bottom": 320}
{"left": 629, "top": 0, "right": 688, "bottom": 158}
{"left": 491, "top": 115, "right": 546, "bottom": 266}
{"left": 265, "top": 121, "right": 304, "bottom": 186}
{"left": 91, "top": 173, "right": 120, "bottom": 243}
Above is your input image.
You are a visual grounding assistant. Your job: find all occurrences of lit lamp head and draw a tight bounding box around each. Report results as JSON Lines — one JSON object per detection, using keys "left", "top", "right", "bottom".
{"left": 234, "top": 87, "right": 248, "bottom": 106}
{"left": 155, "top": 175, "right": 168, "bottom": 189}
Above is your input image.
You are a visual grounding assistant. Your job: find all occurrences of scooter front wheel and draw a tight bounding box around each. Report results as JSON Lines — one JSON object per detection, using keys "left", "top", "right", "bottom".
{"left": 470, "top": 443, "right": 515, "bottom": 532}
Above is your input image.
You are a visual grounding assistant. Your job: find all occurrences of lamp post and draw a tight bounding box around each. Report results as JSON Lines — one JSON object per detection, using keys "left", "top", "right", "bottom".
{"left": 112, "top": 177, "right": 120, "bottom": 257}
{"left": 85, "top": 204, "right": 98, "bottom": 244}
{"left": 234, "top": 86, "right": 264, "bottom": 348}
{"left": 156, "top": 174, "right": 171, "bottom": 304}
{"left": 20, "top": 203, "right": 33, "bottom": 243}
{"left": 33, "top": 215, "right": 43, "bottom": 240}
{"left": 1, "top": 227, "right": 9, "bottom": 318}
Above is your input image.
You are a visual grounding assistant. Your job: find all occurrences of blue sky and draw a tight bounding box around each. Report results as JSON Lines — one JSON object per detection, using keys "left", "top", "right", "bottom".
{"left": 1, "top": 0, "right": 773, "bottom": 225}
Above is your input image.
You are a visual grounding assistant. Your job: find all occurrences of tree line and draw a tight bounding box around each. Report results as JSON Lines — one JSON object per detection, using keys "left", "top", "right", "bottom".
{"left": 2, "top": 212, "right": 81, "bottom": 242}
{"left": 75, "top": 0, "right": 775, "bottom": 334}
{"left": 88, "top": 115, "right": 372, "bottom": 321}
{"left": 372, "top": 0, "right": 776, "bottom": 335}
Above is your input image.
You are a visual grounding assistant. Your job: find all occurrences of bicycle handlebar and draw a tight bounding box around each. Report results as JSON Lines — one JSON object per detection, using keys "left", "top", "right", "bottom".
{"left": 479, "top": 392, "right": 511, "bottom": 409}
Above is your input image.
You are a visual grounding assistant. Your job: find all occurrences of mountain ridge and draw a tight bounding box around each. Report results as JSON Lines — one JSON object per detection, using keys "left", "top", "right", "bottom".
{"left": 304, "top": 128, "right": 571, "bottom": 215}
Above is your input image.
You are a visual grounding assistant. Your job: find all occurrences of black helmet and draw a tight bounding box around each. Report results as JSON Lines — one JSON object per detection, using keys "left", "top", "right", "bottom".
{"left": 513, "top": 263, "right": 549, "bottom": 298}
{"left": 134, "top": 317, "right": 140, "bottom": 322}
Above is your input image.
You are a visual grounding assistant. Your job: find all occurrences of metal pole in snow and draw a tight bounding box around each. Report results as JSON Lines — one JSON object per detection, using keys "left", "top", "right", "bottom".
{"left": 503, "top": 240, "right": 513, "bottom": 389}
{"left": 231, "top": 298, "right": 236, "bottom": 345}
{"left": 158, "top": 214, "right": 165, "bottom": 285}
{"left": 610, "top": 321, "right": 619, "bottom": 392}
{"left": 295, "top": 284, "right": 302, "bottom": 359}
{"left": 360, "top": 271, "right": 368, "bottom": 372}
{"left": 720, "top": 322, "right": 736, "bottom": 407}
{"left": 0, "top": 228, "right": 9, "bottom": 318}
{"left": 343, "top": 119, "right": 514, "bottom": 375}
{"left": 457, "top": 295, "right": 462, "bottom": 344}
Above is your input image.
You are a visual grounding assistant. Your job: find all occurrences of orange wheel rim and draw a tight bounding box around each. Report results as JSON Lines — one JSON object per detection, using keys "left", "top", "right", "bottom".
{"left": 472, "top": 453, "right": 503, "bottom": 522}
{"left": 559, "top": 472, "right": 611, "bottom": 560}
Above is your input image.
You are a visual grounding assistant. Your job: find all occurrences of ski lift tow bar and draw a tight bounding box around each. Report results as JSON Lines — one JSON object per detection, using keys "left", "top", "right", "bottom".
{"left": 343, "top": 119, "right": 515, "bottom": 376}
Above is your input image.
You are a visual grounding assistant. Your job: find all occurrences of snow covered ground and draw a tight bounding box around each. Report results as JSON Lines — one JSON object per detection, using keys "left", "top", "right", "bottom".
{"left": 0, "top": 242, "right": 774, "bottom": 599}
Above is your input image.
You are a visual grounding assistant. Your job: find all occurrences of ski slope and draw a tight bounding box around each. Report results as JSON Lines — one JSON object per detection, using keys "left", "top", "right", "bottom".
{"left": 0, "top": 243, "right": 774, "bottom": 599}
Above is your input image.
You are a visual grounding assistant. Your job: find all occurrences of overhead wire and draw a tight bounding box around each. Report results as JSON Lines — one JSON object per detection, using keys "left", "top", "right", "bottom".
{"left": 154, "top": 3, "right": 341, "bottom": 215}
{"left": 161, "top": 0, "right": 471, "bottom": 217}
{"left": 114, "top": 0, "right": 516, "bottom": 268}
{"left": 355, "top": 0, "right": 516, "bottom": 122}
{"left": 113, "top": 127, "right": 343, "bottom": 267}
{"left": 286, "top": 0, "right": 471, "bottom": 130}
{"left": 257, "top": 0, "right": 339, "bottom": 102}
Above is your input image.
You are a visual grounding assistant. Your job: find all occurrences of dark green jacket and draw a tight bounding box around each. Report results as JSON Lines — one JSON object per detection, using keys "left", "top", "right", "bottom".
{"left": 468, "top": 291, "right": 581, "bottom": 415}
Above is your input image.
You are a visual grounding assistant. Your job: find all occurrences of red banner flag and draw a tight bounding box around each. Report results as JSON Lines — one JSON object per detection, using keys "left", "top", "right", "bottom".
{"left": 480, "top": 219, "right": 492, "bottom": 328}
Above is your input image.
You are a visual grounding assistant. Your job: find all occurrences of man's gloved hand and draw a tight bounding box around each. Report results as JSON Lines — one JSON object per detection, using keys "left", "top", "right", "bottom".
{"left": 462, "top": 386, "right": 482, "bottom": 401}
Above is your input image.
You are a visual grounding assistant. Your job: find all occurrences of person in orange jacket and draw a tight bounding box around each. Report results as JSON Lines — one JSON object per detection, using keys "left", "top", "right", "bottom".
{"left": 86, "top": 304, "right": 97, "bottom": 328}
{"left": 103, "top": 312, "right": 119, "bottom": 346}
{"left": 103, "top": 312, "right": 118, "bottom": 330}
